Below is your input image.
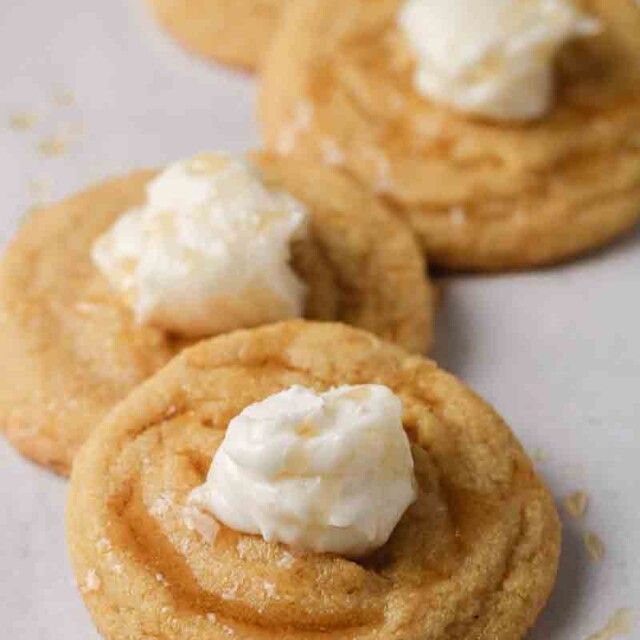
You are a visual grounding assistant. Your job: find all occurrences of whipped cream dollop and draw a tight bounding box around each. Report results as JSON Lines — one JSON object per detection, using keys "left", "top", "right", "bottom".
{"left": 92, "top": 153, "right": 308, "bottom": 337}
{"left": 398, "top": 0, "right": 600, "bottom": 120}
{"left": 189, "top": 384, "right": 417, "bottom": 557}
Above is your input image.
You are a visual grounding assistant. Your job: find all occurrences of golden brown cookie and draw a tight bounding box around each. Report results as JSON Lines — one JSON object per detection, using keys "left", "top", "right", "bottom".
{"left": 0, "top": 154, "right": 432, "bottom": 475}
{"left": 146, "top": 0, "right": 284, "bottom": 70}
{"left": 66, "top": 320, "right": 560, "bottom": 640}
{"left": 260, "top": 0, "right": 640, "bottom": 270}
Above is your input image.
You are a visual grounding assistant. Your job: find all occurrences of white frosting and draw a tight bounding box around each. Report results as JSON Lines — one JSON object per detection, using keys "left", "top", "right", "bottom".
{"left": 398, "top": 0, "right": 600, "bottom": 120}
{"left": 189, "top": 385, "right": 417, "bottom": 557}
{"left": 92, "top": 153, "right": 308, "bottom": 337}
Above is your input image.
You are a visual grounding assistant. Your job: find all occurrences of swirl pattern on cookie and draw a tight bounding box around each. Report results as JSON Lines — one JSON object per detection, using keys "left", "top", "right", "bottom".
{"left": 261, "top": 0, "right": 640, "bottom": 269}
{"left": 0, "top": 154, "right": 432, "bottom": 474}
{"left": 67, "top": 321, "right": 560, "bottom": 640}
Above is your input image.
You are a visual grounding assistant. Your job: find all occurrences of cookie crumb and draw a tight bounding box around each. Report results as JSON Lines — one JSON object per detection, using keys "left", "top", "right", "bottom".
{"left": 183, "top": 505, "right": 220, "bottom": 543}
{"left": 37, "top": 136, "right": 67, "bottom": 157}
{"left": 28, "top": 177, "right": 53, "bottom": 205}
{"left": 563, "top": 490, "right": 589, "bottom": 519}
{"left": 583, "top": 531, "right": 606, "bottom": 562}
{"left": 82, "top": 569, "right": 101, "bottom": 593}
{"left": 206, "top": 613, "right": 217, "bottom": 623}
{"left": 222, "top": 625, "right": 235, "bottom": 636}
{"left": 263, "top": 580, "right": 277, "bottom": 597}
{"left": 8, "top": 111, "right": 38, "bottom": 131}
{"left": 586, "top": 608, "right": 634, "bottom": 640}
{"left": 59, "top": 120, "right": 84, "bottom": 141}
{"left": 54, "top": 88, "right": 75, "bottom": 106}
{"left": 28, "top": 176, "right": 53, "bottom": 194}
{"left": 532, "top": 448, "right": 547, "bottom": 463}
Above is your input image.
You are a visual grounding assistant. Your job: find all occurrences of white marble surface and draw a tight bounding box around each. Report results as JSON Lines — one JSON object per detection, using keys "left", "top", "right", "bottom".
{"left": 0, "top": 1, "right": 638, "bottom": 638}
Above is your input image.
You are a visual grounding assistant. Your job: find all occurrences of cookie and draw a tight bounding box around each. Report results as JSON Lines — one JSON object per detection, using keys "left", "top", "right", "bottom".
{"left": 66, "top": 320, "right": 560, "bottom": 640}
{"left": 146, "top": 0, "right": 284, "bottom": 70}
{"left": 0, "top": 153, "right": 433, "bottom": 475}
{"left": 260, "top": 0, "right": 640, "bottom": 270}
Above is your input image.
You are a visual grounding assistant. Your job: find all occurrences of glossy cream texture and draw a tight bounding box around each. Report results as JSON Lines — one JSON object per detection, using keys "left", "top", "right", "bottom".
{"left": 189, "top": 385, "right": 417, "bottom": 557}
{"left": 398, "top": 0, "right": 600, "bottom": 120}
{"left": 92, "top": 154, "right": 308, "bottom": 337}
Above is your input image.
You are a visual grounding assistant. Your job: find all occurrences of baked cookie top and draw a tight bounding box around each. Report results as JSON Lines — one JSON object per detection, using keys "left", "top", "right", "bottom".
{"left": 260, "top": 0, "right": 640, "bottom": 269}
{"left": 0, "top": 153, "right": 432, "bottom": 474}
{"left": 66, "top": 321, "right": 560, "bottom": 640}
{"left": 146, "top": 0, "right": 284, "bottom": 70}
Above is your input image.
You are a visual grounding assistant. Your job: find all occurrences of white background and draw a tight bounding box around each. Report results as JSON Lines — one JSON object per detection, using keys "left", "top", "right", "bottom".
{"left": 0, "top": 1, "right": 638, "bottom": 638}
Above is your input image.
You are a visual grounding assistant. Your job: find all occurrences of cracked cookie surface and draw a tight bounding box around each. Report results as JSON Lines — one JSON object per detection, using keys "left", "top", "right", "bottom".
{"left": 0, "top": 154, "right": 432, "bottom": 474}
{"left": 261, "top": 0, "right": 640, "bottom": 270}
{"left": 67, "top": 321, "right": 560, "bottom": 640}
